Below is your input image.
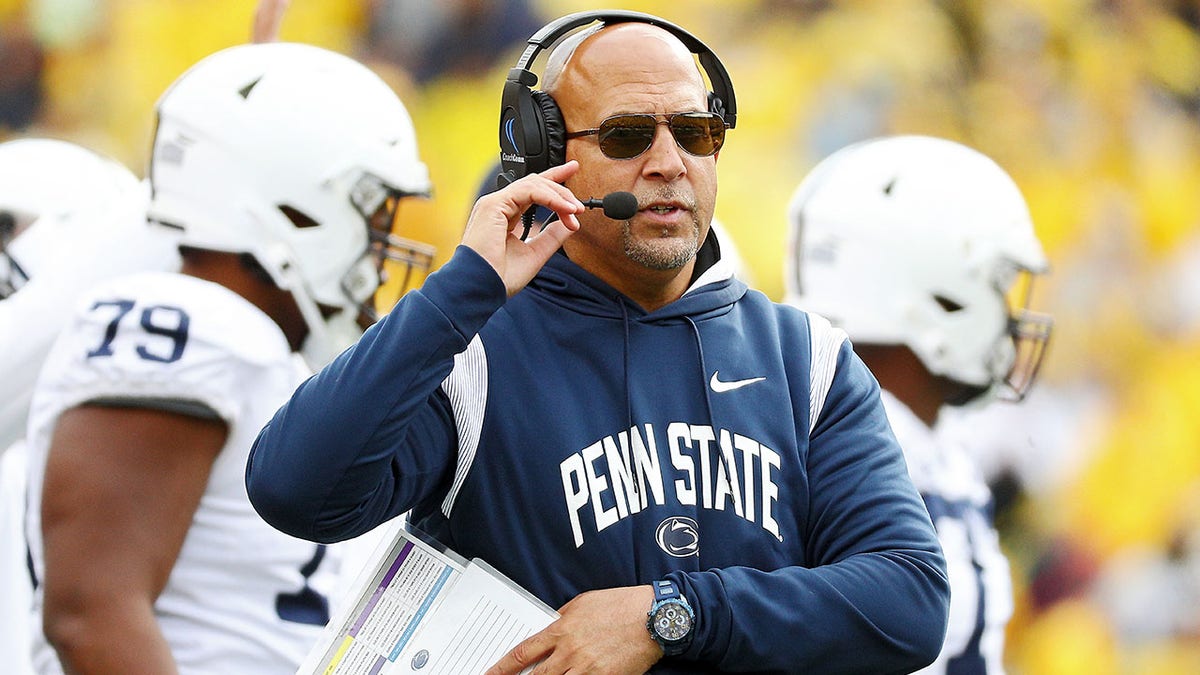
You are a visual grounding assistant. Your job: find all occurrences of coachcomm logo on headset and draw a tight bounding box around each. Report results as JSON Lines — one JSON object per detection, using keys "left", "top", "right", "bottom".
{"left": 655, "top": 516, "right": 699, "bottom": 557}
{"left": 501, "top": 118, "right": 525, "bottom": 164}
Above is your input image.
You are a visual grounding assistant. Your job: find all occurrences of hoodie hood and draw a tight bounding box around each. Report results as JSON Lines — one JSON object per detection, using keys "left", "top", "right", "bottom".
{"left": 529, "top": 226, "right": 748, "bottom": 323}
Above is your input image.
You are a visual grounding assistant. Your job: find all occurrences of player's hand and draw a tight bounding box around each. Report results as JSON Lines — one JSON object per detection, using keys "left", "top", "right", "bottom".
{"left": 485, "top": 585, "right": 661, "bottom": 675}
{"left": 462, "top": 161, "right": 584, "bottom": 297}
{"left": 251, "top": 0, "right": 289, "bottom": 43}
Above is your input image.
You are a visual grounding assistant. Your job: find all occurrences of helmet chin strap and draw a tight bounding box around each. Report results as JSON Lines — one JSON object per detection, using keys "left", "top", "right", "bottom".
{"left": 250, "top": 240, "right": 339, "bottom": 370}
{"left": 943, "top": 380, "right": 994, "bottom": 409}
{"left": 296, "top": 253, "right": 380, "bottom": 371}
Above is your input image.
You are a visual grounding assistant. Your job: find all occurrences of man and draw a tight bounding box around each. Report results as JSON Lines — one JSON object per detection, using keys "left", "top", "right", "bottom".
{"left": 784, "top": 134, "right": 1054, "bottom": 673}
{"left": 247, "top": 15, "right": 949, "bottom": 674}
{"left": 24, "top": 42, "right": 433, "bottom": 674}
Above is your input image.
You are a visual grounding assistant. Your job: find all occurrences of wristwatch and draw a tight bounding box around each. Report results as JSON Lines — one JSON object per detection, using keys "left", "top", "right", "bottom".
{"left": 646, "top": 579, "right": 694, "bottom": 657}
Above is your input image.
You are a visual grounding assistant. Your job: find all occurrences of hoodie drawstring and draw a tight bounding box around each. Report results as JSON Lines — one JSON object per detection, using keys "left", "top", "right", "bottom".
{"left": 685, "top": 316, "right": 733, "bottom": 494}
{"left": 621, "top": 301, "right": 636, "bottom": 503}
{"left": 621, "top": 300, "right": 645, "bottom": 579}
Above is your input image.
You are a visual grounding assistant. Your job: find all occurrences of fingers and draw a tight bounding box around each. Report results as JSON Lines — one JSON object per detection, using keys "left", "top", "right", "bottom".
{"left": 501, "top": 161, "right": 586, "bottom": 224}
{"left": 457, "top": 162, "right": 587, "bottom": 297}
{"left": 485, "top": 630, "right": 552, "bottom": 675}
{"left": 461, "top": 161, "right": 584, "bottom": 269}
{"left": 251, "top": 0, "right": 290, "bottom": 43}
{"left": 526, "top": 211, "right": 578, "bottom": 254}
{"left": 466, "top": 163, "right": 582, "bottom": 233}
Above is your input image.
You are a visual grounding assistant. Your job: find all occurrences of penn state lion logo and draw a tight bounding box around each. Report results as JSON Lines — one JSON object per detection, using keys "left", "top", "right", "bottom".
{"left": 655, "top": 516, "right": 699, "bottom": 557}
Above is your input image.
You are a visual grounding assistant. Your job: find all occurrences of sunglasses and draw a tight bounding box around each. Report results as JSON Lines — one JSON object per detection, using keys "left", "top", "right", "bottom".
{"left": 565, "top": 112, "right": 727, "bottom": 160}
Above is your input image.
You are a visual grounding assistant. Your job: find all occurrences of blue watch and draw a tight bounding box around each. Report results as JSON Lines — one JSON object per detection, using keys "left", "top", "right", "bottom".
{"left": 647, "top": 579, "right": 694, "bottom": 657}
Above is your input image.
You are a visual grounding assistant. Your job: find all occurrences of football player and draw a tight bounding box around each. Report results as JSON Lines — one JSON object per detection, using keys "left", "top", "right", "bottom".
{"left": 1, "top": 138, "right": 175, "bottom": 675}
{"left": 785, "top": 134, "right": 1054, "bottom": 674}
{"left": 0, "top": 139, "right": 171, "bottom": 448}
{"left": 23, "top": 42, "right": 432, "bottom": 674}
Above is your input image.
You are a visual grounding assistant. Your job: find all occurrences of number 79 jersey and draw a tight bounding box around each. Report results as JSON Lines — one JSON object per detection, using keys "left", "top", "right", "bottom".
{"left": 24, "top": 271, "right": 342, "bottom": 675}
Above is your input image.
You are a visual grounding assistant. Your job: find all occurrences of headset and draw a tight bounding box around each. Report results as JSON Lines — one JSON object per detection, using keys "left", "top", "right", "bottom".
{"left": 497, "top": 10, "right": 738, "bottom": 189}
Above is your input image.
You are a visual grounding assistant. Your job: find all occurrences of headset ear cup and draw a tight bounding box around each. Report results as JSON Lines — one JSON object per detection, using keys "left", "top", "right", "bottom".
{"left": 531, "top": 90, "right": 566, "bottom": 170}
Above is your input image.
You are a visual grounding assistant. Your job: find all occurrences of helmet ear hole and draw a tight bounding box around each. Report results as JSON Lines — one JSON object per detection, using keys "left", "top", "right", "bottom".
{"left": 237, "top": 76, "right": 262, "bottom": 99}
{"left": 278, "top": 205, "right": 319, "bottom": 230}
{"left": 933, "top": 295, "right": 964, "bottom": 313}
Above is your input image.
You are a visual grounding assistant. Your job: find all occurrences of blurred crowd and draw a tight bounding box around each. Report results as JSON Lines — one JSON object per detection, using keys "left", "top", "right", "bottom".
{"left": 3, "top": 0, "right": 1199, "bottom": 672}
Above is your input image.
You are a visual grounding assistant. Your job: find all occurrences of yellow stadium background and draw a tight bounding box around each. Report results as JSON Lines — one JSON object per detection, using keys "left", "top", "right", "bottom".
{"left": 3, "top": 1, "right": 1199, "bottom": 673}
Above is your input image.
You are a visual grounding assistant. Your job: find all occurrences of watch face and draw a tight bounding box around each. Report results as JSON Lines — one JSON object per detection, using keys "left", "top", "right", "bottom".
{"left": 653, "top": 602, "right": 693, "bottom": 641}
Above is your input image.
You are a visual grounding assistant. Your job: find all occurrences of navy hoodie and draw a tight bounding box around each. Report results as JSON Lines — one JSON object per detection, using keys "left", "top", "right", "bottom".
{"left": 247, "top": 239, "right": 949, "bottom": 674}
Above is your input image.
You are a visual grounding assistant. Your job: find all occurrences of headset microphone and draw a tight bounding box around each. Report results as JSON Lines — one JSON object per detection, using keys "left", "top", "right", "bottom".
{"left": 517, "top": 191, "right": 638, "bottom": 240}
{"left": 582, "top": 191, "right": 638, "bottom": 220}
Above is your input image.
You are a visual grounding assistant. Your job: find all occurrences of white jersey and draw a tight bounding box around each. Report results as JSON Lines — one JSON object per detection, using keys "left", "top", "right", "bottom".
{"left": 25, "top": 271, "right": 341, "bottom": 675}
{"left": 880, "top": 390, "right": 1013, "bottom": 675}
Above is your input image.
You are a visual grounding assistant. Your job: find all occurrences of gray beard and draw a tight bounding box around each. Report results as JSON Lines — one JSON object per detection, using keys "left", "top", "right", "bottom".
{"left": 623, "top": 218, "right": 701, "bottom": 270}
{"left": 621, "top": 188, "right": 702, "bottom": 271}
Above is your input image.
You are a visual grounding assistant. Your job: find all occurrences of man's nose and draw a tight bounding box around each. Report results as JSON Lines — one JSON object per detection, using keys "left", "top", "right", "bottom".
{"left": 641, "top": 121, "right": 686, "bottom": 181}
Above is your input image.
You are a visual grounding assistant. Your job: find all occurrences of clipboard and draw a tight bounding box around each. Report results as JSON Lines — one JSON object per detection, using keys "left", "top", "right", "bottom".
{"left": 298, "top": 522, "right": 558, "bottom": 675}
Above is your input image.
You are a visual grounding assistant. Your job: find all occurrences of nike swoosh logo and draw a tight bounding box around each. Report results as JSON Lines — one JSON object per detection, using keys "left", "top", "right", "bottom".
{"left": 709, "top": 371, "right": 766, "bottom": 393}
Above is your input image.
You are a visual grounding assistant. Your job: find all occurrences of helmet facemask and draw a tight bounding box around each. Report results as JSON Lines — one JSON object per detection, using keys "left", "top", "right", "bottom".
{"left": 0, "top": 210, "right": 30, "bottom": 298}
{"left": 278, "top": 170, "right": 431, "bottom": 369}
{"left": 996, "top": 265, "right": 1053, "bottom": 402}
{"left": 348, "top": 173, "right": 436, "bottom": 324}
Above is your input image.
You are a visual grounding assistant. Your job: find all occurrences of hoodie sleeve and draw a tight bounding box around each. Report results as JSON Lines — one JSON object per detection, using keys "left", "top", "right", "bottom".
{"left": 246, "top": 246, "right": 507, "bottom": 542}
{"left": 669, "top": 335, "right": 950, "bottom": 674}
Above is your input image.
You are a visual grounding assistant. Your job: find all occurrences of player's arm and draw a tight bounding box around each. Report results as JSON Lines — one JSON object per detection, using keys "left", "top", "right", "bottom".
{"left": 39, "top": 403, "right": 225, "bottom": 675}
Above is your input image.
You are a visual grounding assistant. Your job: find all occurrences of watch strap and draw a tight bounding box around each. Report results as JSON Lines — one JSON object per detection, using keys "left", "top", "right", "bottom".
{"left": 652, "top": 579, "right": 680, "bottom": 602}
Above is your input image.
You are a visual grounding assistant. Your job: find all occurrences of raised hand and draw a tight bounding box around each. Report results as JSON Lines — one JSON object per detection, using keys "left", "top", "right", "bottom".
{"left": 462, "top": 161, "right": 585, "bottom": 297}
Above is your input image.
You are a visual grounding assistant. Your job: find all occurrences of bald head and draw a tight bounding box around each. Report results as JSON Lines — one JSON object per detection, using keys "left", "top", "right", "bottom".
{"left": 544, "top": 23, "right": 708, "bottom": 126}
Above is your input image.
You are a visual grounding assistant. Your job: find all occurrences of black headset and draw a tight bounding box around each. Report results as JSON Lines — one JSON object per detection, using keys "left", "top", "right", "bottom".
{"left": 497, "top": 10, "right": 738, "bottom": 189}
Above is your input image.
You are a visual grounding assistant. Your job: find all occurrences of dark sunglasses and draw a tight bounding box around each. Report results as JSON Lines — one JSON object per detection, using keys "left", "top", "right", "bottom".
{"left": 565, "top": 112, "right": 727, "bottom": 160}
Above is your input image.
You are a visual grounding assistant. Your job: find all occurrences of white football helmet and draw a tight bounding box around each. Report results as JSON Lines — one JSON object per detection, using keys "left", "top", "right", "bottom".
{"left": 0, "top": 139, "right": 147, "bottom": 298}
{"left": 147, "top": 42, "right": 433, "bottom": 368}
{"left": 784, "top": 135, "right": 1053, "bottom": 402}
